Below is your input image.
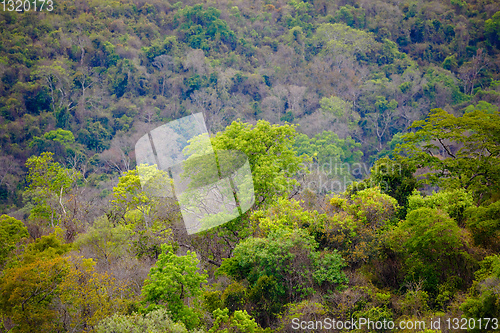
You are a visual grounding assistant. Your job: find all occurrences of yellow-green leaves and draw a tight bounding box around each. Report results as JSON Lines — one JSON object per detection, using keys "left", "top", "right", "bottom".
{"left": 24, "top": 152, "right": 81, "bottom": 226}
{"left": 212, "top": 120, "right": 305, "bottom": 206}
{"left": 0, "top": 215, "right": 28, "bottom": 268}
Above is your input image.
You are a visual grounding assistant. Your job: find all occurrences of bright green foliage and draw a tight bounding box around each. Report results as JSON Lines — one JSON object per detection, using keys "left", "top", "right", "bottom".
{"left": 345, "top": 187, "right": 399, "bottom": 226}
{"left": 29, "top": 128, "right": 78, "bottom": 152}
{"left": 283, "top": 0, "right": 314, "bottom": 32}
{"left": 209, "top": 308, "right": 264, "bottom": 333}
{"left": 466, "top": 200, "right": 500, "bottom": 251}
{"left": 460, "top": 255, "right": 500, "bottom": 330}
{"left": 388, "top": 207, "right": 474, "bottom": 293}
{"left": 211, "top": 120, "right": 306, "bottom": 206}
{"left": 187, "top": 119, "right": 306, "bottom": 268}
{"left": 253, "top": 190, "right": 396, "bottom": 267}
{"left": 310, "top": 250, "right": 348, "bottom": 287}
{"left": 407, "top": 188, "right": 474, "bottom": 225}
{"left": 141, "top": 244, "right": 208, "bottom": 330}
{"left": 464, "top": 101, "right": 499, "bottom": 114}
{"left": 24, "top": 152, "right": 81, "bottom": 226}
{"left": 253, "top": 197, "right": 320, "bottom": 236}
{"left": 111, "top": 168, "right": 150, "bottom": 222}
{"left": 398, "top": 108, "right": 500, "bottom": 204}
{"left": 0, "top": 215, "right": 28, "bottom": 268}
{"left": 43, "top": 128, "right": 75, "bottom": 147}
{"left": 95, "top": 308, "right": 190, "bottom": 333}
{"left": 401, "top": 208, "right": 462, "bottom": 264}
{"left": 111, "top": 166, "right": 176, "bottom": 258}
{"left": 111, "top": 167, "right": 174, "bottom": 228}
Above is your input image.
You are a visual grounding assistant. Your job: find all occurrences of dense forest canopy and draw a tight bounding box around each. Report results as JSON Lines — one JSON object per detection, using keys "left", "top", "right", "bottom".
{"left": 0, "top": 0, "right": 500, "bottom": 331}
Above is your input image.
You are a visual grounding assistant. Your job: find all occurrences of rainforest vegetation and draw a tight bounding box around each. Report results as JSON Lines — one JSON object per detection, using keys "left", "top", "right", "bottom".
{"left": 0, "top": 0, "right": 500, "bottom": 331}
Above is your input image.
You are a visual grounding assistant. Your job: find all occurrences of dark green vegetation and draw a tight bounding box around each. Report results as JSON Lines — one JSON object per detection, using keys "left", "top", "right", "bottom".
{"left": 0, "top": 0, "right": 500, "bottom": 331}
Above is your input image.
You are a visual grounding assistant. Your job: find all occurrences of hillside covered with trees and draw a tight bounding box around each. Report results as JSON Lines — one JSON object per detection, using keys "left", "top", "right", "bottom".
{"left": 0, "top": 0, "right": 500, "bottom": 331}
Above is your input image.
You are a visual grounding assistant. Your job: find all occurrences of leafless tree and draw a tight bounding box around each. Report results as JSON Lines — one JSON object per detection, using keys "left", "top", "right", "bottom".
{"left": 74, "top": 66, "right": 94, "bottom": 115}
{"left": 287, "top": 85, "right": 307, "bottom": 116}
{"left": 459, "top": 48, "right": 489, "bottom": 95}
{"left": 152, "top": 55, "right": 174, "bottom": 97}
{"left": 367, "top": 111, "right": 393, "bottom": 152}
{"left": 183, "top": 49, "right": 206, "bottom": 74}
{"left": 99, "top": 134, "right": 137, "bottom": 175}
{"left": 0, "top": 154, "right": 21, "bottom": 191}
{"left": 189, "top": 88, "right": 224, "bottom": 133}
{"left": 33, "top": 60, "right": 76, "bottom": 114}
{"left": 261, "top": 96, "right": 284, "bottom": 123}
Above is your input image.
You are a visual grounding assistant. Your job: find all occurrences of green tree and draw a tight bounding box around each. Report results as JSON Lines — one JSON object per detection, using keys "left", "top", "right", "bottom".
{"left": 387, "top": 207, "right": 475, "bottom": 294}
{"left": 407, "top": 188, "right": 473, "bottom": 225}
{"left": 111, "top": 167, "right": 174, "bottom": 228}
{"left": 24, "top": 152, "right": 81, "bottom": 227}
{"left": 370, "top": 157, "right": 419, "bottom": 218}
{"left": 485, "top": 11, "right": 500, "bottom": 49}
{"left": 186, "top": 120, "right": 307, "bottom": 268}
{"left": 211, "top": 120, "right": 306, "bottom": 206}
{"left": 319, "top": 96, "right": 360, "bottom": 132}
{"left": 43, "top": 128, "right": 75, "bottom": 148}
{"left": 141, "top": 244, "right": 208, "bottom": 330}
{"left": 219, "top": 229, "right": 347, "bottom": 303}
{"left": 319, "top": 187, "right": 399, "bottom": 266}
{"left": 460, "top": 255, "right": 500, "bottom": 330}
{"left": 75, "top": 215, "right": 132, "bottom": 268}
{"left": 0, "top": 229, "right": 71, "bottom": 333}
{"left": 111, "top": 168, "right": 150, "bottom": 224}
{"left": 175, "top": 4, "right": 237, "bottom": 51}
{"left": 397, "top": 108, "right": 500, "bottom": 204}
{"left": 293, "top": 130, "right": 363, "bottom": 171}
{"left": 209, "top": 308, "right": 265, "bottom": 333}
{"left": 218, "top": 228, "right": 346, "bottom": 326}
{"left": 0, "top": 215, "right": 28, "bottom": 268}
{"left": 466, "top": 200, "right": 500, "bottom": 252}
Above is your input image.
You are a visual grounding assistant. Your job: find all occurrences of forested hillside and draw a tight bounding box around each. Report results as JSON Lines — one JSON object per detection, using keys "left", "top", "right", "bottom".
{"left": 0, "top": 0, "right": 500, "bottom": 331}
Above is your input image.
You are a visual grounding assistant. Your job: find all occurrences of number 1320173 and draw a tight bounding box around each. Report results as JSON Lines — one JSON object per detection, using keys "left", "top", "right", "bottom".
{"left": 2, "top": 0, "right": 53, "bottom": 12}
